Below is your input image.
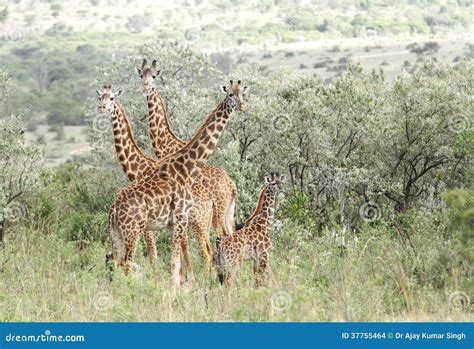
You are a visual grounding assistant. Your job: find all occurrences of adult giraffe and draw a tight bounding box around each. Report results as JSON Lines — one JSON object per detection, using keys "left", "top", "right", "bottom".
{"left": 96, "top": 85, "right": 157, "bottom": 265}
{"left": 107, "top": 80, "right": 249, "bottom": 293}
{"left": 138, "top": 59, "right": 239, "bottom": 240}
{"left": 97, "top": 85, "right": 210, "bottom": 275}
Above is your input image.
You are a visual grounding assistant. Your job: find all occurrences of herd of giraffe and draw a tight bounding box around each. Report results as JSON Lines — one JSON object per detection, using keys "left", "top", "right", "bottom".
{"left": 97, "top": 59, "right": 286, "bottom": 295}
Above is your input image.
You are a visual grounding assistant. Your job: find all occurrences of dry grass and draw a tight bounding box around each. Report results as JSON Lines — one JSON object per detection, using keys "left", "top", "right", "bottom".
{"left": 0, "top": 225, "right": 470, "bottom": 322}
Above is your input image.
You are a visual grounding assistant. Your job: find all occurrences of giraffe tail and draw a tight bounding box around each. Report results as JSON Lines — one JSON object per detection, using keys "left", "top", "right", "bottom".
{"left": 225, "top": 183, "right": 239, "bottom": 235}
{"left": 108, "top": 205, "right": 125, "bottom": 267}
{"left": 214, "top": 237, "right": 225, "bottom": 285}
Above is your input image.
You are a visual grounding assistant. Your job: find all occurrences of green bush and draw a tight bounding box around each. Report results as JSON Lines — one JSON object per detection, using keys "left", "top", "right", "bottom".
{"left": 63, "top": 211, "right": 108, "bottom": 247}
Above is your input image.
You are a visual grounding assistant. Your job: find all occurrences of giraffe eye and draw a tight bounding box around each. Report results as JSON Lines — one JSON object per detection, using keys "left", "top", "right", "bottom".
{"left": 229, "top": 94, "right": 234, "bottom": 97}
{"left": 110, "top": 97, "right": 114, "bottom": 101}
{"left": 153, "top": 75, "right": 157, "bottom": 79}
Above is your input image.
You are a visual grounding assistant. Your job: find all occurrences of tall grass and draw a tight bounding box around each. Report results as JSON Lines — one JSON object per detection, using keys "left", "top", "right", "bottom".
{"left": 0, "top": 216, "right": 470, "bottom": 322}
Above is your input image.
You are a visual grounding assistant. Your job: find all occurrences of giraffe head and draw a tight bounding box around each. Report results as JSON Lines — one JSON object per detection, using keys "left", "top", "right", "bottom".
{"left": 137, "top": 59, "right": 161, "bottom": 93}
{"left": 220, "top": 80, "right": 249, "bottom": 112}
{"left": 265, "top": 173, "right": 286, "bottom": 194}
{"left": 96, "top": 85, "right": 122, "bottom": 113}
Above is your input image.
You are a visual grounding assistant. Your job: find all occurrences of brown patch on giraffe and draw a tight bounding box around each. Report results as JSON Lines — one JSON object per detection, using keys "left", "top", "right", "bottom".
{"left": 107, "top": 78, "right": 247, "bottom": 286}
{"left": 184, "top": 160, "right": 193, "bottom": 173}
{"left": 197, "top": 146, "right": 205, "bottom": 158}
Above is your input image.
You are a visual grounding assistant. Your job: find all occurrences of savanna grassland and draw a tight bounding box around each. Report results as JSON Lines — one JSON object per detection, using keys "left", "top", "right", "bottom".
{"left": 0, "top": 0, "right": 473, "bottom": 322}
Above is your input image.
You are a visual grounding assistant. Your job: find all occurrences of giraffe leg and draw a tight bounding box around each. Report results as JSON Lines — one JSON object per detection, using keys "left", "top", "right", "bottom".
{"left": 179, "top": 253, "right": 185, "bottom": 281}
{"left": 189, "top": 188, "right": 213, "bottom": 276}
{"left": 171, "top": 210, "right": 193, "bottom": 293}
{"left": 224, "top": 269, "right": 236, "bottom": 306}
{"left": 190, "top": 205, "right": 213, "bottom": 275}
{"left": 109, "top": 209, "right": 125, "bottom": 270}
{"left": 123, "top": 231, "right": 141, "bottom": 276}
{"left": 212, "top": 200, "right": 228, "bottom": 238}
{"left": 193, "top": 223, "right": 212, "bottom": 275}
{"left": 143, "top": 230, "right": 157, "bottom": 266}
{"left": 180, "top": 235, "right": 195, "bottom": 283}
{"left": 170, "top": 230, "right": 183, "bottom": 295}
{"left": 255, "top": 251, "right": 268, "bottom": 287}
{"left": 252, "top": 247, "right": 259, "bottom": 274}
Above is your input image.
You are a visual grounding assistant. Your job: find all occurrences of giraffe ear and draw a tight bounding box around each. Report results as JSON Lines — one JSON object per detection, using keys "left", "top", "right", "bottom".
{"left": 156, "top": 69, "right": 163, "bottom": 77}
{"left": 242, "top": 86, "right": 249, "bottom": 95}
{"left": 220, "top": 85, "right": 228, "bottom": 94}
{"left": 116, "top": 90, "right": 123, "bottom": 97}
{"left": 280, "top": 174, "right": 286, "bottom": 182}
{"left": 96, "top": 90, "right": 101, "bottom": 96}
{"left": 265, "top": 176, "right": 272, "bottom": 184}
{"left": 137, "top": 68, "right": 142, "bottom": 76}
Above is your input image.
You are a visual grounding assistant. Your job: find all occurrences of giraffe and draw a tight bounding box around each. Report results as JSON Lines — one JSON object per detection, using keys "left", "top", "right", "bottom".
{"left": 97, "top": 85, "right": 210, "bottom": 275}
{"left": 213, "top": 173, "right": 285, "bottom": 292}
{"left": 138, "top": 59, "right": 239, "bottom": 241}
{"left": 96, "top": 85, "right": 157, "bottom": 266}
{"left": 108, "top": 80, "right": 249, "bottom": 293}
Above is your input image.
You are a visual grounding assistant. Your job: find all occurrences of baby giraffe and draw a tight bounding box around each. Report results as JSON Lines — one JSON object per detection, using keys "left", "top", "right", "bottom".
{"left": 214, "top": 173, "right": 285, "bottom": 290}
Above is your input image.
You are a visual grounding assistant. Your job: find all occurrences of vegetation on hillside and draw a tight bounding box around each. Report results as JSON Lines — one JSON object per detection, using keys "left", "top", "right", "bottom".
{"left": 0, "top": 42, "right": 472, "bottom": 320}
{"left": 0, "top": 0, "right": 472, "bottom": 160}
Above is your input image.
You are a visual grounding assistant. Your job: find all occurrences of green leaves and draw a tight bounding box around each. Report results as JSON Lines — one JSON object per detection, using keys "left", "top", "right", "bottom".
{"left": 89, "top": 43, "right": 473, "bottom": 229}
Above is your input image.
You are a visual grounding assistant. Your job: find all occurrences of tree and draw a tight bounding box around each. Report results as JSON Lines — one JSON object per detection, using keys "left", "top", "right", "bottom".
{"left": 88, "top": 42, "right": 473, "bottom": 229}
{"left": 0, "top": 70, "right": 43, "bottom": 246}
{"left": 0, "top": 116, "right": 43, "bottom": 245}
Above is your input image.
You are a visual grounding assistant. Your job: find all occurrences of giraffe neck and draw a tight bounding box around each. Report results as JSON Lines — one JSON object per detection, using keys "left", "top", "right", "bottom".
{"left": 244, "top": 186, "right": 266, "bottom": 226}
{"left": 146, "top": 87, "right": 185, "bottom": 161}
{"left": 254, "top": 186, "right": 277, "bottom": 226}
{"left": 110, "top": 102, "right": 154, "bottom": 182}
{"left": 162, "top": 96, "right": 235, "bottom": 182}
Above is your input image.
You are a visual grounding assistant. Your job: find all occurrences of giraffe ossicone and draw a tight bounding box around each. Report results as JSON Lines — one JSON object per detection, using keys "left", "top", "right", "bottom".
{"left": 213, "top": 173, "right": 286, "bottom": 293}
{"left": 138, "top": 59, "right": 242, "bottom": 271}
{"left": 107, "top": 80, "right": 249, "bottom": 294}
